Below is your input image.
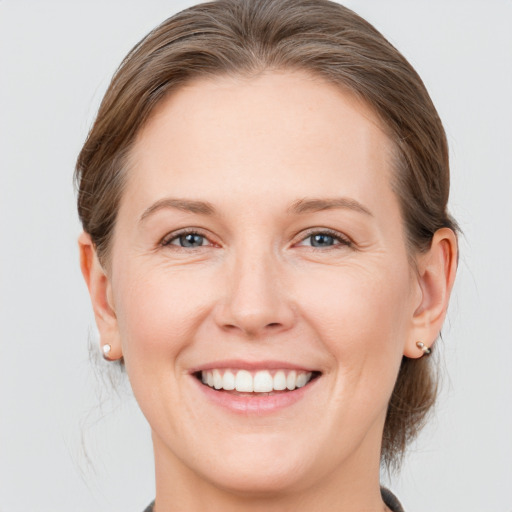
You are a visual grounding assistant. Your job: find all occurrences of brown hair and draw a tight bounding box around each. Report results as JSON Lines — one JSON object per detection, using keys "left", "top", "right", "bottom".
{"left": 75, "top": 0, "right": 457, "bottom": 469}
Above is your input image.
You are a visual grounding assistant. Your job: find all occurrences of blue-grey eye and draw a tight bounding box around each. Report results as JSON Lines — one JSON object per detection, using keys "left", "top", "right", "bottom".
{"left": 309, "top": 233, "right": 336, "bottom": 247}
{"left": 175, "top": 233, "right": 205, "bottom": 247}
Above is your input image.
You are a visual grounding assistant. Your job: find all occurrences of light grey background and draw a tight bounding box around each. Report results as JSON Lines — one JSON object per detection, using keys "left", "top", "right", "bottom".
{"left": 1, "top": 1, "right": 511, "bottom": 511}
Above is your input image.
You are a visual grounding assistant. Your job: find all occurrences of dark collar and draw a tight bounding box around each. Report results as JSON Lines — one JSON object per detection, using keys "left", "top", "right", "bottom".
{"left": 381, "top": 487, "right": 405, "bottom": 512}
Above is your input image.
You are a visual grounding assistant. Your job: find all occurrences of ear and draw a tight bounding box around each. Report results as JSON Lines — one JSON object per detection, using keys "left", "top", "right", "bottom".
{"left": 78, "top": 232, "right": 123, "bottom": 360}
{"left": 404, "top": 228, "right": 458, "bottom": 358}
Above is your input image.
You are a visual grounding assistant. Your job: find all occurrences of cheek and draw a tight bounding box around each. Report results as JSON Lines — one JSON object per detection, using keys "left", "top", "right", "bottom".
{"left": 291, "top": 262, "right": 413, "bottom": 449}
{"left": 110, "top": 262, "right": 219, "bottom": 430}
{"left": 295, "top": 260, "right": 413, "bottom": 371}
{"left": 112, "top": 263, "right": 214, "bottom": 365}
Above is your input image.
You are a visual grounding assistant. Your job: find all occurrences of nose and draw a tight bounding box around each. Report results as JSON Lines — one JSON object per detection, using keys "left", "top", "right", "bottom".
{"left": 213, "top": 248, "right": 295, "bottom": 338}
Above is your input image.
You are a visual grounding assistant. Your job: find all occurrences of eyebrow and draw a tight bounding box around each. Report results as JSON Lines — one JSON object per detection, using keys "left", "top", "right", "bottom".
{"left": 139, "top": 198, "right": 215, "bottom": 222}
{"left": 139, "top": 195, "right": 373, "bottom": 223}
{"left": 287, "top": 197, "right": 373, "bottom": 216}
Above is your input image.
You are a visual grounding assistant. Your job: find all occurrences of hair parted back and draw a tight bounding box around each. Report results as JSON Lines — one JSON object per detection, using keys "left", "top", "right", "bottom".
{"left": 75, "top": 0, "right": 457, "bottom": 469}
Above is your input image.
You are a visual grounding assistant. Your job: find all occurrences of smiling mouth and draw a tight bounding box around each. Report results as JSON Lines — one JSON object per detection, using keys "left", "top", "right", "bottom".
{"left": 195, "top": 369, "right": 321, "bottom": 394}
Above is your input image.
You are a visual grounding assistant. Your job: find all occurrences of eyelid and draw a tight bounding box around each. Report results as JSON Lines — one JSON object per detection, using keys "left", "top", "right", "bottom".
{"left": 160, "top": 227, "right": 217, "bottom": 248}
{"left": 294, "top": 228, "right": 353, "bottom": 247}
{"left": 159, "top": 227, "right": 352, "bottom": 249}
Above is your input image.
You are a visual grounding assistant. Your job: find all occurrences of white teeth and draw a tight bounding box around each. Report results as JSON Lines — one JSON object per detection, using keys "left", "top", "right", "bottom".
{"left": 200, "top": 369, "right": 314, "bottom": 392}
{"left": 273, "top": 370, "right": 287, "bottom": 391}
{"left": 286, "top": 370, "right": 297, "bottom": 390}
{"left": 296, "top": 372, "right": 308, "bottom": 388}
{"left": 235, "top": 370, "right": 253, "bottom": 392}
{"left": 223, "top": 370, "right": 235, "bottom": 390}
{"left": 213, "top": 369, "right": 223, "bottom": 390}
{"left": 253, "top": 370, "right": 273, "bottom": 392}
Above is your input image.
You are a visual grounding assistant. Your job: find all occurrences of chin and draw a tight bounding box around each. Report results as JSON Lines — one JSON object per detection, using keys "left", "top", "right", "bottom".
{"left": 174, "top": 430, "right": 320, "bottom": 497}
{"left": 201, "top": 456, "right": 310, "bottom": 497}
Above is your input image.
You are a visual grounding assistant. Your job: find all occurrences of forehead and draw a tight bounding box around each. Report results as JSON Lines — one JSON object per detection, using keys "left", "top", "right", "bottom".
{"left": 124, "top": 70, "right": 396, "bottom": 215}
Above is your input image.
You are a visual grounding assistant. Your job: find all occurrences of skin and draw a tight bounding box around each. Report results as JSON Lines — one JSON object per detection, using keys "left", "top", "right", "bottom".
{"left": 79, "top": 71, "right": 457, "bottom": 511}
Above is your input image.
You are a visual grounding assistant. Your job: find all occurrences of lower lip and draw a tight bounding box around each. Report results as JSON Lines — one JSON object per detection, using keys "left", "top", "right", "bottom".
{"left": 193, "top": 376, "right": 320, "bottom": 415}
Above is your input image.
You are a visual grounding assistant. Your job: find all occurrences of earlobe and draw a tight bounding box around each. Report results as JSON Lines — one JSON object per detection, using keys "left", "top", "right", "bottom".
{"left": 78, "top": 232, "right": 123, "bottom": 360}
{"left": 404, "top": 228, "right": 458, "bottom": 358}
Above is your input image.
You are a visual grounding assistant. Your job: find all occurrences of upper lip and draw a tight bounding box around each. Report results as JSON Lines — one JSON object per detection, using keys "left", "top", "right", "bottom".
{"left": 189, "top": 359, "right": 319, "bottom": 374}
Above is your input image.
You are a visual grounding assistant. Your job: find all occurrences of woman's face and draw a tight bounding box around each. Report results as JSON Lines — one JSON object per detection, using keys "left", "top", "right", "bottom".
{"left": 107, "top": 71, "right": 422, "bottom": 493}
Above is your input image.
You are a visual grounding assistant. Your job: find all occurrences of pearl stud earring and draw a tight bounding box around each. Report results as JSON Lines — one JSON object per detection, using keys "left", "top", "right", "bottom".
{"left": 416, "top": 341, "right": 431, "bottom": 355}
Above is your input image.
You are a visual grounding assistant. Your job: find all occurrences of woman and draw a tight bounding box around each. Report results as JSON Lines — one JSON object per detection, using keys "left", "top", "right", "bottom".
{"left": 76, "top": 1, "right": 457, "bottom": 510}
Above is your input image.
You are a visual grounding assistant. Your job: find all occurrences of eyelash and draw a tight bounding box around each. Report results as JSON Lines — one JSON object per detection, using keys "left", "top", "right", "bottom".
{"left": 160, "top": 228, "right": 213, "bottom": 249}
{"left": 160, "top": 228, "right": 353, "bottom": 250}
{"left": 296, "top": 228, "right": 353, "bottom": 250}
